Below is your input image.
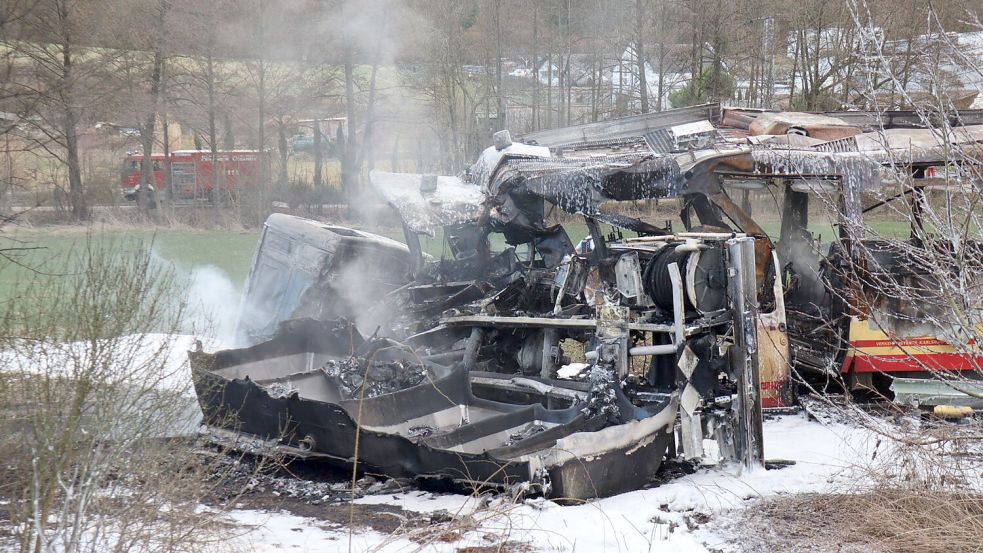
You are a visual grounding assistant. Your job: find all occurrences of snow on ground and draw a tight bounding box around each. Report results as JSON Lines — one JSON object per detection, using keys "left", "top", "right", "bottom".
{"left": 0, "top": 333, "right": 200, "bottom": 394}
{"left": 225, "top": 413, "right": 881, "bottom": 553}
{"left": 0, "top": 333, "right": 206, "bottom": 435}
{"left": 0, "top": 329, "right": 889, "bottom": 551}
{"left": 223, "top": 509, "right": 416, "bottom": 552}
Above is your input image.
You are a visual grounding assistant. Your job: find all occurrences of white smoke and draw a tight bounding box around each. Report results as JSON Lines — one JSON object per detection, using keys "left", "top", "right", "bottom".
{"left": 184, "top": 265, "right": 242, "bottom": 349}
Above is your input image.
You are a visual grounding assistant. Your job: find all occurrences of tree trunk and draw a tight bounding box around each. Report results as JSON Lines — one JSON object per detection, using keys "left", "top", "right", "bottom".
{"left": 255, "top": 64, "right": 266, "bottom": 223}
{"left": 60, "top": 40, "right": 86, "bottom": 221}
{"left": 277, "top": 119, "right": 288, "bottom": 189}
{"left": 160, "top": 52, "right": 172, "bottom": 215}
{"left": 253, "top": 1, "right": 267, "bottom": 224}
{"left": 313, "top": 121, "right": 322, "bottom": 195}
{"left": 445, "top": 73, "right": 458, "bottom": 172}
{"left": 590, "top": 56, "right": 598, "bottom": 122}
{"left": 342, "top": 45, "right": 357, "bottom": 205}
{"left": 657, "top": 41, "right": 665, "bottom": 111}
{"left": 789, "top": 32, "right": 800, "bottom": 107}
{"left": 65, "top": 108, "right": 85, "bottom": 221}
{"left": 546, "top": 51, "right": 553, "bottom": 128}
{"left": 635, "top": 0, "right": 649, "bottom": 113}
{"left": 223, "top": 113, "right": 234, "bottom": 150}
{"left": 565, "top": 54, "right": 571, "bottom": 125}
{"left": 494, "top": 0, "right": 505, "bottom": 128}
{"left": 531, "top": 3, "right": 539, "bottom": 131}
{"left": 205, "top": 48, "right": 224, "bottom": 213}
{"left": 138, "top": 39, "right": 165, "bottom": 214}
{"left": 557, "top": 55, "right": 565, "bottom": 127}
{"left": 355, "top": 55, "right": 380, "bottom": 179}
{"left": 257, "top": 65, "right": 265, "bottom": 151}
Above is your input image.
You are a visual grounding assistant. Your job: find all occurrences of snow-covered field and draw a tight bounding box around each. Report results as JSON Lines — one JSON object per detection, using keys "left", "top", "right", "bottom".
{"left": 3, "top": 329, "right": 970, "bottom": 553}
{"left": 225, "top": 413, "right": 884, "bottom": 553}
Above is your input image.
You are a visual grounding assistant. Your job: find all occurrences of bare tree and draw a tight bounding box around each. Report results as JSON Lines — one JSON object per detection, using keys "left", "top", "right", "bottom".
{"left": 635, "top": 0, "right": 649, "bottom": 112}
{"left": 10, "top": 0, "right": 116, "bottom": 220}
{"left": 134, "top": 0, "right": 169, "bottom": 214}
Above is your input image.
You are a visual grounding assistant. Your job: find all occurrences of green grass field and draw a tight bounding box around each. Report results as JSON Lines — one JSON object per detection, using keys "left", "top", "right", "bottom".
{"left": 0, "top": 229, "right": 260, "bottom": 300}
{"left": 0, "top": 218, "right": 918, "bottom": 306}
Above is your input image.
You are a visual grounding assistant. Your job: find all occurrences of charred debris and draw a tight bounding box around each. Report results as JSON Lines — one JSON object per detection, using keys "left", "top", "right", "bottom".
{"left": 190, "top": 103, "right": 983, "bottom": 500}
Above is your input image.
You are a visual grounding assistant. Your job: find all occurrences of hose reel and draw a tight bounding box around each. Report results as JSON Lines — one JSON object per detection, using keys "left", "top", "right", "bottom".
{"left": 643, "top": 245, "right": 727, "bottom": 314}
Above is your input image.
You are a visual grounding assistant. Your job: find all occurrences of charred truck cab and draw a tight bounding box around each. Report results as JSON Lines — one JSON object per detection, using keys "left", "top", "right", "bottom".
{"left": 190, "top": 103, "right": 983, "bottom": 499}
{"left": 190, "top": 123, "right": 770, "bottom": 500}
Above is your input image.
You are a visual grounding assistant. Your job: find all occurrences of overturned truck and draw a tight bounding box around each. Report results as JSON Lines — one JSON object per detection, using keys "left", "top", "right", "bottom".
{"left": 191, "top": 224, "right": 763, "bottom": 499}
{"left": 191, "top": 103, "right": 983, "bottom": 499}
{"left": 191, "top": 130, "right": 774, "bottom": 501}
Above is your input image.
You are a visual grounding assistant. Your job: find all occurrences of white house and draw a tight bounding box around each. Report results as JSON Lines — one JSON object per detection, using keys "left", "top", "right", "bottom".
{"left": 611, "top": 45, "right": 690, "bottom": 111}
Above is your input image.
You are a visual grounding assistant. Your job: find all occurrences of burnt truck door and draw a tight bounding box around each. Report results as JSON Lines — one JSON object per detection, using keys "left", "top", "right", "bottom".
{"left": 682, "top": 185, "right": 794, "bottom": 407}
{"left": 235, "top": 220, "right": 334, "bottom": 345}
{"left": 775, "top": 181, "right": 849, "bottom": 381}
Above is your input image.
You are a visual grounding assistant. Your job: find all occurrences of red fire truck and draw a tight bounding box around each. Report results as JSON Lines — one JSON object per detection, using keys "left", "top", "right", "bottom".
{"left": 121, "top": 150, "right": 269, "bottom": 203}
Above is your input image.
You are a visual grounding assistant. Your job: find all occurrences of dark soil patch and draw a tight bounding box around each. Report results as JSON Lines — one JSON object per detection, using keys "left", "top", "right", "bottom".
{"left": 199, "top": 449, "right": 458, "bottom": 535}
{"left": 238, "top": 493, "right": 423, "bottom": 534}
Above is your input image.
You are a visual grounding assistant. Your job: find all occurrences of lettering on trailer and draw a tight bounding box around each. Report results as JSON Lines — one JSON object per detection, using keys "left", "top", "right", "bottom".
{"left": 201, "top": 155, "right": 258, "bottom": 162}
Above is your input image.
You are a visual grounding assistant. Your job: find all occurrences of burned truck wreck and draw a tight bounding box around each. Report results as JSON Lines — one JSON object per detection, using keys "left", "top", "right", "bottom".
{"left": 190, "top": 114, "right": 772, "bottom": 501}
{"left": 191, "top": 102, "right": 983, "bottom": 499}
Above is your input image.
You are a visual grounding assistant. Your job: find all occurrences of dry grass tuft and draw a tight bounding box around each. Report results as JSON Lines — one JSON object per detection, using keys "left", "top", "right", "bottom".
{"left": 738, "top": 489, "right": 983, "bottom": 553}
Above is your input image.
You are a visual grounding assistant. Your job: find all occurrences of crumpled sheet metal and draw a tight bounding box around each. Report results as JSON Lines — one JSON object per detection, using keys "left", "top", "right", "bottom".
{"left": 369, "top": 170, "right": 485, "bottom": 235}
{"left": 748, "top": 111, "right": 859, "bottom": 141}
{"left": 851, "top": 126, "right": 983, "bottom": 162}
{"left": 191, "top": 318, "right": 678, "bottom": 500}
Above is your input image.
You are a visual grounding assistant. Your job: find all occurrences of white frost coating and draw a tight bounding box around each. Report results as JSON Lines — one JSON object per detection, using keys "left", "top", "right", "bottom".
{"left": 751, "top": 147, "right": 884, "bottom": 194}
{"left": 471, "top": 142, "right": 551, "bottom": 193}
{"left": 852, "top": 126, "right": 983, "bottom": 162}
{"left": 368, "top": 170, "right": 485, "bottom": 235}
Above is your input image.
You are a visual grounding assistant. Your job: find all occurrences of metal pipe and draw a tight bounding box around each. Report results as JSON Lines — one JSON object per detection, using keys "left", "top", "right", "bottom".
{"left": 422, "top": 351, "right": 466, "bottom": 364}
{"left": 462, "top": 327, "right": 485, "bottom": 370}
{"left": 628, "top": 344, "right": 678, "bottom": 356}
{"left": 668, "top": 261, "right": 685, "bottom": 347}
{"left": 589, "top": 344, "right": 678, "bottom": 357}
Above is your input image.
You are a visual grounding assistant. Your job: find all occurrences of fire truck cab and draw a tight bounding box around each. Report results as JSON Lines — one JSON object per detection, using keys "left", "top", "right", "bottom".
{"left": 120, "top": 150, "right": 268, "bottom": 204}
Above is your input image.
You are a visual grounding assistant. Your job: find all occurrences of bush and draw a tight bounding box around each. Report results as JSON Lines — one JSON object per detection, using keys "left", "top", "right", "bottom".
{"left": 0, "top": 235, "right": 262, "bottom": 553}
{"left": 669, "top": 70, "right": 737, "bottom": 108}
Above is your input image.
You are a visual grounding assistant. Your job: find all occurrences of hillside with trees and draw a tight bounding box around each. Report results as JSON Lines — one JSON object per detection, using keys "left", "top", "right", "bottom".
{"left": 1, "top": 0, "right": 981, "bottom": 224}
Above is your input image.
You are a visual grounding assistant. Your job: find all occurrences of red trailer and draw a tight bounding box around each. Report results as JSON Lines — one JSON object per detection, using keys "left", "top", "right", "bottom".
{"left": 121, "top": 150, "right": 269, "bottom": 202}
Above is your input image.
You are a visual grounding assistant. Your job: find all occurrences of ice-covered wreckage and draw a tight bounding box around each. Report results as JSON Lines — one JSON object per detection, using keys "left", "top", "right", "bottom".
{"left": 190, "top": 103, "right": 983, "bottom": 499}
{"left": 511, "top": 104, "right": 983, "bottom": 405}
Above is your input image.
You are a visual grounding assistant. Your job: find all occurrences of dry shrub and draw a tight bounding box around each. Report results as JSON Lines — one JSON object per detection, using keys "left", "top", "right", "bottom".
{"left": 0, "top": 233, "right": 266, "bottom": 552}
{"left": 735, "top": 406, "right": 983, "bottom": 553}
{"left": 746, "top": 489, "right": 983, "bottom": 553}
